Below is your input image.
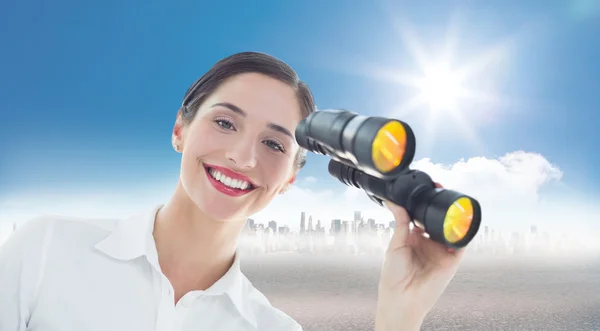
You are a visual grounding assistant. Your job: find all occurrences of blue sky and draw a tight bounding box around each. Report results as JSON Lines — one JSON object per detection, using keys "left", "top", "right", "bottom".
{"left": 1, "top": 0, "right": 599, "bottom": 236}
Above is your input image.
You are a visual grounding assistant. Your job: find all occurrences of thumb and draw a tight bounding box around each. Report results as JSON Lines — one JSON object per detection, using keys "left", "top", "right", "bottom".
{"left": 383, "top": 201, "right": 412, "bottom": 253}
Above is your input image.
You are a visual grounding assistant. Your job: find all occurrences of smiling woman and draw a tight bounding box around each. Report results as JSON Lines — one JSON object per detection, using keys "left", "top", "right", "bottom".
{"left": 0, "top": 52, "right": 316, "bottom": 331}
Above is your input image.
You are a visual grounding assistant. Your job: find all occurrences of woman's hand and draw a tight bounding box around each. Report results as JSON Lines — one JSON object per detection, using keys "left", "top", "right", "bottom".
{"left": 374, "top": 182, "right": 466, "bottom": 331}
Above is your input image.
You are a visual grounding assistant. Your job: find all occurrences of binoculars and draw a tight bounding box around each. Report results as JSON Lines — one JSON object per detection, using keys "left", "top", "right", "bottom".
{"left": 295, "top": 109, "right": 481, "bottom": 249}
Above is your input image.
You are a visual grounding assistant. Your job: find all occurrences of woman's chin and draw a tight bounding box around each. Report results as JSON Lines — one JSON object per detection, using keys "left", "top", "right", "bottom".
{"left": 194, "top": 200, "right": 250, "bottom": 223}
{"left": 183, "top": 184, "right": 268, "bottom": 223}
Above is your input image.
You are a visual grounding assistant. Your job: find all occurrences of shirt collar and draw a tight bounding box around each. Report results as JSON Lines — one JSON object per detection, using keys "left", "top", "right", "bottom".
{"left": 93, "top": 205, "right": 160, "bottom": 261}
{"left": 93, "top": 205, "right": 257, "bottom": 328}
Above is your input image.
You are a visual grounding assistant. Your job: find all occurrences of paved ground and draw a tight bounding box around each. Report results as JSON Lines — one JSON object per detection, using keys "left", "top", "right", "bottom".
{"left": 240, "top": 252, "right": 600, "bottom": 331}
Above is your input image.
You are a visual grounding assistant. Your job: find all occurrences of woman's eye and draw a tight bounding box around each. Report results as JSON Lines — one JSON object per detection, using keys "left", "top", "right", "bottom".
{"left": 215, "top": 119, "right": 234, "bottom": 130}
{"left": 264, "top": 140, "right": 285, "bottom": 153}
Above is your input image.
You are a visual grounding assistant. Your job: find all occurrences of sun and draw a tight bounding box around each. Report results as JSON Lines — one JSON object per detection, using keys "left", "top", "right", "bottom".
{"left": 417, "top": 65, "right": 464, "bottom": 111}
{"left": 400, "top": 57, "right": 484, "bottom": 151}
{"left": 387, "top": 57, "right": 476, "bottom": 144}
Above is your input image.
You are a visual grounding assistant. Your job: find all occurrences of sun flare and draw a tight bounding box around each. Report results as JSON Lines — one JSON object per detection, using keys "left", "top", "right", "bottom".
{"left": 418, "top": 65, "right": 464, "bottom": 111}
{"left": 343, "top": 8, "right": 522, "bottom": 154}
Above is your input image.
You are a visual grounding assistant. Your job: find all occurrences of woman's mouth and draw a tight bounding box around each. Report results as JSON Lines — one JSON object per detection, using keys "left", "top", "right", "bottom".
{"left": 203, "top": 164, "right": 257, "bottom": 196}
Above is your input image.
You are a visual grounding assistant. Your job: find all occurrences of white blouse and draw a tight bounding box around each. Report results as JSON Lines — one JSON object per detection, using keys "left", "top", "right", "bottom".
{"left": 0, "top": 205, "right": 302, "bottom": 331}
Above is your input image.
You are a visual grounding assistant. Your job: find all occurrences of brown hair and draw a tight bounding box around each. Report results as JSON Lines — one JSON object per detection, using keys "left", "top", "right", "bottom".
{"left": 179, "top": 52, "right": 315, "bottom": 169}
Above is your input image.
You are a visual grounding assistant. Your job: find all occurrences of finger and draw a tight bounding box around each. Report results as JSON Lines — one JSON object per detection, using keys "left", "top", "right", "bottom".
{"left": 409, "top": 225, "right": 456, "bottom": 256}
{"left": 383, "top": 201, "right": 412, "bottom": 252}
{"left": 448, "top": 246, "right": 467, "bottom": 258}
{"left": 434, "top": 182, "right": 444, "bottom": 189}
{"left": 414, "top": 233, "right": 466, "bottom": 266}
{"left": 407, "top": 227, "right": 426, "bottom": 247}
{"left": 411, "top": 223, "right": 426, "bottom": 234}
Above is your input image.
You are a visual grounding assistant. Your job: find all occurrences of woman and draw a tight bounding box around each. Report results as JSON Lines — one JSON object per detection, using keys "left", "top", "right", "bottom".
{"left": 0, "top": 52, "right": 465, "bottom": 331}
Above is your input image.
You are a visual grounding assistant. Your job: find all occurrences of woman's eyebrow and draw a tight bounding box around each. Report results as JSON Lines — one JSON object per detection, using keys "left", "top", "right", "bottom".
{"left": 211, "top": 102, "right": 294, "bottom": 139}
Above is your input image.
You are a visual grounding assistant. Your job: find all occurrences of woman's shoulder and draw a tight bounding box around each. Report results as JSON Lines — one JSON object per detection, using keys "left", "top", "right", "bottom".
{"left": 21, "top": 213, "right": 119, "bottom": 236}
{"left": 0, "top": 213, "right": 125, "bottom": 292}
{"left": 1, "top": 213, "right": 121, "bottom": 257}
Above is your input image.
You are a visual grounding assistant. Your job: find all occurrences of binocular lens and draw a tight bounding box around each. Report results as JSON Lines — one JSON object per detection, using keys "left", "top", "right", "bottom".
{"left": 443, "top": 197, "right": 475, "bottom": 243}
{"left": 372, "top": 121, "right": 407, "bottom": 173}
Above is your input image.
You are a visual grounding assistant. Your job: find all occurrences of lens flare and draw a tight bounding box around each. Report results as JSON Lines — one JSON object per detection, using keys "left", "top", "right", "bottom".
{"left": 443, "top": 197, "right": 474, "bottom": 243}
{"left": 372, "top": 121, "right": 406, "bottom": 173}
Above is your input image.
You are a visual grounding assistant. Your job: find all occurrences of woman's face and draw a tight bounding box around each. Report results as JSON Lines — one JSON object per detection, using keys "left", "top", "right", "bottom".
{"left": 174, "top": 73, "right": 302, "bottom": 222}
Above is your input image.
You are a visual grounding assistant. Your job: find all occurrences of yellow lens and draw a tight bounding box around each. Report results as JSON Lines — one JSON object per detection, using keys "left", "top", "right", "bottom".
{"left": 371, "top": 121, "right": 406, "bottom": 173}
{"left": 443, "top": 197, "right": 474, "bottom": 243}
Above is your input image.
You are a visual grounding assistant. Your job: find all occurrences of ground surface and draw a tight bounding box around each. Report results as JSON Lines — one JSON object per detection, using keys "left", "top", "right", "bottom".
{"left": 240, "top": 252, "right": 600, "bottom": 331}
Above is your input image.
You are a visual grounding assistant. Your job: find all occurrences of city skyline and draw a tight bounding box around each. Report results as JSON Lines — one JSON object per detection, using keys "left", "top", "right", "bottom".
{"left": 239, "top": 209, "right": 599, "bottom": 253}
{"left": 238, "top": 210, "right": 597, "bottom": 257}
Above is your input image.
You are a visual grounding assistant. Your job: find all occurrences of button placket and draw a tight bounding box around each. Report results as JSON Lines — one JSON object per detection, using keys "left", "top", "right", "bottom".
{"left": 173, "top": 293, "right": 197, "bottom": 331}
{"left": 155, "top": 276, "right": 176, "bottom": 331}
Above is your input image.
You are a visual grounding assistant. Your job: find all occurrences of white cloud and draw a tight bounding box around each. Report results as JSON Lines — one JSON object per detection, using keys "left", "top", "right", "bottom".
{"left": 1, "top": 151, "right": 598, "bottom": 248}
{"left": 300, "top": 176, "right": 318, "bottom": 185}
{"left": 252, "top": 151, "right": 600, "bottom": 246}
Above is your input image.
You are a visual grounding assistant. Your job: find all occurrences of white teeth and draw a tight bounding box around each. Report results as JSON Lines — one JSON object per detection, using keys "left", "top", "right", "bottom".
{"left": 208, "top": 168, "right": 252, "bottom": 190}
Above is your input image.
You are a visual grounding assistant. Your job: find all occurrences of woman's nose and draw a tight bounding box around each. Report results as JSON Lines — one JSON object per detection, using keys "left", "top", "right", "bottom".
{"left": 225, "top": 140, "right": 257, "bottom": 169}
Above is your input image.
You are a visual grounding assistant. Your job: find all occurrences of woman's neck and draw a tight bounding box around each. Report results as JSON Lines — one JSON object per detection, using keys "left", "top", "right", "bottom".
{"left": 152, "top": 181, "right": 245, "bottom": 295}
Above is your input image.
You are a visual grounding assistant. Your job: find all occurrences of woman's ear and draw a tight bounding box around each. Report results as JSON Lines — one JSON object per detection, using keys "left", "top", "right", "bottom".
{"left": 279, "top": 175, "right": 297, "bottom": 194}
{"left": 172, "top": 111, "right": 185, "bottom": 153}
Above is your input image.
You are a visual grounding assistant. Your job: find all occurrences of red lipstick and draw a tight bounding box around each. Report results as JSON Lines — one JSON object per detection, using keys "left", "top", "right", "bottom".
{"left": 204, "top": 163, "right": 257, "bottom": 197}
